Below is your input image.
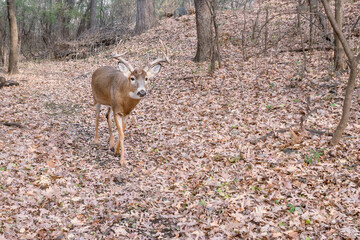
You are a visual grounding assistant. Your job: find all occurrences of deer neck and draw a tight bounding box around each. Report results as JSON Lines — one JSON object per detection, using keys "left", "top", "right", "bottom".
{"left": 116, "top": 80, "right": 141, "bottom": 115}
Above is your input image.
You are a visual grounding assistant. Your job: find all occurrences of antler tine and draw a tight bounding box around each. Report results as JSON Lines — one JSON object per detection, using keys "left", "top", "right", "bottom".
{"left": 148, "top": 40, "right": 170, "bottom": 67}
{"left": 113, "top": 53, "right": 134, "bottom": 72}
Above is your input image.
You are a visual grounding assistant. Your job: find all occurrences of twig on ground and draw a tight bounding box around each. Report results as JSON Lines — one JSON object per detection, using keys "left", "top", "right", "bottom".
{"left": 305, "top": 128, "right": 333, "bottom": 136}
{"left": 2, "top": 121, "right": 26, "bottom": 128}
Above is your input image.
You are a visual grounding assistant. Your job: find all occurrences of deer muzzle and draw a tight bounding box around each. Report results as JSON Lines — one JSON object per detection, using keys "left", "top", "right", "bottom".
{"left": 137, "top": 89, "right": 146, "bottom": 97}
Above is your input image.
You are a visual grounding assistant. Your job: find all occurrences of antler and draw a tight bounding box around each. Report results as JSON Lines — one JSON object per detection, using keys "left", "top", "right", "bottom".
{"left": 145, "top": 40, "right": 170, "bottom": 71}
{"left": 113, "top": 53, "right": 134, "bottom": 72}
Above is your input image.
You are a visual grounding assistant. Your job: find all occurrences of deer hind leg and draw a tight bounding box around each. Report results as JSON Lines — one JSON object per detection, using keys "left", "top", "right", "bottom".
{"left": 94, "top": 103, "right": 101, "bottom": 144}
{"left": 114, "top": 113, "right": 126, "bottom": 166}
{"left": 105, "top": 107, "right": 115, "bottom": 151}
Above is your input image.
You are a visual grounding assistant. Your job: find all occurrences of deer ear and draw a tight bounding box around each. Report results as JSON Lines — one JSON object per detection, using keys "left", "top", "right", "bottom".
{"left": 118, "top": 62, "right": 128, "bottom": 72}
{"left": 147, "top": 64, "right": 162, "bottom": 77}
{"left": 118, "top": 62, "right": 131, "bottom": 77}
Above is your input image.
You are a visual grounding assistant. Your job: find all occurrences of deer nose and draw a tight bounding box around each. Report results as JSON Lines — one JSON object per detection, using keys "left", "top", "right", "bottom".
{"left": 137, "top": 90, "right": 146, "bottom": 97}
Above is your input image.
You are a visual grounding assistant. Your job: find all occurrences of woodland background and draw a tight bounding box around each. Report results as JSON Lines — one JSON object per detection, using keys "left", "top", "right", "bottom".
{"left": 0, "top": 0, "right": 360, "bottom": 239}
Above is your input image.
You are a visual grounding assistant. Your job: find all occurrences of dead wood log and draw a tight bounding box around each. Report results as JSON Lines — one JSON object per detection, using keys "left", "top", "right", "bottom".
{"left": 0, "top": 76, "right": 5, "bottom": 87}
{"left": 0, "top": 77, "right": 19, "bottom": 88}
{"left": 279, "top": 46, "right": 332, "bottom": 53}
{"left": 2, "top": 121, "right": 25, "bottom": 128}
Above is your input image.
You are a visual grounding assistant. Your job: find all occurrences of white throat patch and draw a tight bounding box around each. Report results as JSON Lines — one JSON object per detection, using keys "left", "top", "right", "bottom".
{"left": 129, "top": 91, "right": 142, "bottom": 99}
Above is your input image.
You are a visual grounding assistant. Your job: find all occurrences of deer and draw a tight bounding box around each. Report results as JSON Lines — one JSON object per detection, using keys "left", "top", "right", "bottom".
{"left": 91, "top": 46, "right": 169, "bottom": 166}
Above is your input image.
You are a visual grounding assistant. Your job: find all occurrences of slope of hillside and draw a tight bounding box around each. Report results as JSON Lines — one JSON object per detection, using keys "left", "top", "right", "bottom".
{"left": 0, "top": 1, "right": 359, "bottom": 239}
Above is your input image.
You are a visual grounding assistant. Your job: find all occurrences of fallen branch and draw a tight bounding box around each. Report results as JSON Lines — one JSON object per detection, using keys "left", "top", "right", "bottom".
{"left": 300, "top": 107, "right": 320, "bottom": 129}
{"left": 252, "top": 126, "right": 349, "bottom": 145}
{"left": 2, "top": 121, "right": 25, "bottom": 128}
{"left": 173, "top": 76, "right": 199, "bottom": 81}
{"left": 300, "top": 96, "right": 320, "bottom": 129}
{"left": 305, "top": 128, "right": 333, "bottom": 136}
{"left": 351, "top": 15, "right": 360, "bottom": 33}
{"left": 279, "top": 46, "right": 332, "bottom": 53}
{"left": 0, "top": 78, "right": 19, "bottom": 89}
{"left": 72, "top": 73, "right": 90, "bottom": 81}
{"left": 250, "top": 128, "right": 288, "bottom": 144}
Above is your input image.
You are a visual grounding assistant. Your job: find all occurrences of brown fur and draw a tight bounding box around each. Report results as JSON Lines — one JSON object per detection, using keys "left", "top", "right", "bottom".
{"left": 91, "top": 66, "right": 142, "bottom": 114}
{"left": 91, "top": 66, "right": 144, "bottom": 166}
{"left": 91, "top": 50, "right": 168, "bottom": 166}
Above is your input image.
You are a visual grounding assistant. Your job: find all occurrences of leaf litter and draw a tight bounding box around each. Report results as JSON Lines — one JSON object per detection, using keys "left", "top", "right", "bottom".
{"left": 0, "top": 0, "right": 359, "bottom": 239}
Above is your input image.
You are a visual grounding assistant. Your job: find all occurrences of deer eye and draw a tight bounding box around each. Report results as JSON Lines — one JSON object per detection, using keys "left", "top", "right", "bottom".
{"left": 145, "top": 77, "right": 148, "bottom": 81}
{"left": 130, "top": 76, "right": 135, "bottom": 81}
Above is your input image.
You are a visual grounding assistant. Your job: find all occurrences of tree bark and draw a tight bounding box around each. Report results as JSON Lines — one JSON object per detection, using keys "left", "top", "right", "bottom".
{"left": 321, "top": 0, "right": 360, "bottom": 145}
{"left": 77, "top": 3, "right": 90, "bottom": 37}
{"left": 0, "top": 6, "right": 7, "bottom": 66}
{"left": 7, "top": 0, "right": 19, "bottom": 74}
{"left": 209, "top": 0, "right": 221, "bottom": 72}
{"left": 135, "top": 0, "right": 156, "bottom": 35}
{"left": 89, "top": 0, "right": 97, "bottom": 29}
{"left": 40, "top": 0, "right": 54, "bottom": 48}
{"left": 194, "top": 0, "right": 212, "bottom": 62}
{"left": 308, "top": 0, "right": 314, "bottom": 50}
{"left": 56, "top": 0, "right": 65, "bottom": 39}
{"left": 264, "top": 6, "right": 268, "bottom": 54}
{"left": 297, "top": 0, "right": 307, "bottom": 75}
{"left": 63, "top": 0, "right": 74, "bottom": 39}
{"left": 99, "top": 0, "right": 104, "bottom": 27}
{"left": 334, "top": 0, "right": 345, "bottom": 70}
{"left": 308, "top": 0, "right": 332, "bottom": 43}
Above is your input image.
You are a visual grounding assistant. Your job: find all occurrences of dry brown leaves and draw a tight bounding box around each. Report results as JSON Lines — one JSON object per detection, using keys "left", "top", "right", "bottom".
{"left": 0, "top": 0, "right": 359, "bottom": 239}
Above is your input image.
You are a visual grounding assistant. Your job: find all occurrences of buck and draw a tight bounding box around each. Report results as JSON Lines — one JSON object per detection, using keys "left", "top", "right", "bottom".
{"left": 91, "top": 47, "right": 169, "bottom": 166}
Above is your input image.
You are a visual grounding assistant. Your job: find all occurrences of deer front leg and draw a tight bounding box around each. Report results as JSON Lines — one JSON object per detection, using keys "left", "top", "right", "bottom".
{"left": 94, "top": 103, "right": 101, "bottom": 144}
{"left": 114, "top": 113, "right": 126, "bottom": 166}
{"left": 105, "top": 107, "right": 114, "bottom": 150}
{"left": 122, "top": 115, "right": 128, "bottom": 132}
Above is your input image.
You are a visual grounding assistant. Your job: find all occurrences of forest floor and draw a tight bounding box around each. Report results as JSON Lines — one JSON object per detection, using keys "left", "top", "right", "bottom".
{"left": 1, "top": 1, "right": 360, "bottom": 239}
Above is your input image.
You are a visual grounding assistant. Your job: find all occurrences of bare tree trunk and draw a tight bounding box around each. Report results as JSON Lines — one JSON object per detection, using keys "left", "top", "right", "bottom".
{"left": 0, "top": 33, "right": 3, "bottom": 67}
{"left": 194, "top": 0, "right": 212, "bottom": 62}
{"left": 297, "top": 0, "right": 307, "bottom": 75}
{"left": 7, "top": 0, "right": 19, "bottom": 74}
{"left": 321, "top": 0, "right": 360, "bottom": 145}
{"left": 77, "top": 3, "right": 90, "bottom": 37}
{"left": 206, "top": 0, "right": 220, "bottom": 74}
{"left": 331, "top": 61, "right": 358, "bottom": 144}
{"left": 308, "top": 0, "right": 314, "bottom": 50}
{"left": 99, "top": 0, "right": 104, "bottom": 27}
{"left": 56, "top": 0, "right": 65, "bottom": 39}
{"left": 334, "top": 0, "right": 345, "bottom": 70}
{"left": 311, "top": 0, "right": 332, "bottom": 43}
{"left": 135, "top": 0, "right": 156, "bottom": 35}
{"left": 195, "top": 0, "right": 220, "bottom": 68}
{"left": 89, "top": 0, "right": 97, "bottom": 29}
{"left": 264, "top": 6, "right": 268, "bottom": 54}
{"left": 241, "top": 2, "right": 247, "bottom": 59}
{"left": 63, "top": 0, "right": 74, "bottom": 39}
{"left": 0, "top": 6, "right": 7, "bottom": 66}
{"left": 251, "top": 7, "right": 261, "bottom": 41}
{"left": 41, "top": 0, "right": 54, "bottom": 48}
{"left": 212, "top": 0, "right": 220, "bottom": 69}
